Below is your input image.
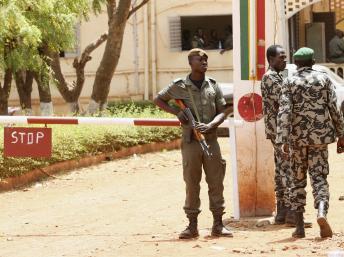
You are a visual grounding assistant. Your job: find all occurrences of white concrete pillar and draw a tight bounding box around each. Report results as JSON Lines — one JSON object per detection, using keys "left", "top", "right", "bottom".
{"left": 232, "top": 0, "right": 275, "bottom": 217}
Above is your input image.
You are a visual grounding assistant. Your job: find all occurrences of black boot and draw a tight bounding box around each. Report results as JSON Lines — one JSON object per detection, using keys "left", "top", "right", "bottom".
{"left": 292, "top": 212, "right": 305, "bottom": 238}
{"left": 317, "top": 201, "right": 332, "bottom": 238}
{"left": 286, "top": 209, "right": 312, "bottom": 228}
{"left": 285, "top": 209, "right": 296, "bottom": 225}
{"left": 211, "top": 215, "right": 233, "bottom": 237}
{"left": 275, "top": 201, "right": 287, "bottom": 224}
{"left": 179, "top": 217, "right": 199, "bottom": 239}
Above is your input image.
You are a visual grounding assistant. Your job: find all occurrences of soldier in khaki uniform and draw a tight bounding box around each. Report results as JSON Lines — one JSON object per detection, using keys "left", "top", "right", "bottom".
{"left": 154, "top": 48, "right": 232, "bottom": 239}
{"left": 276, "top": 47, "right": 344, "bottom": 238}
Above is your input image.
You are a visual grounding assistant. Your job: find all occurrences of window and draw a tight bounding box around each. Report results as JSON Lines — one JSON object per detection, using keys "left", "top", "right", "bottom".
{"left": 60, "top": 23, "right": 81, "bottom": 58}
{"left": 169, "top": 15, "right": 232, "bottom": 51}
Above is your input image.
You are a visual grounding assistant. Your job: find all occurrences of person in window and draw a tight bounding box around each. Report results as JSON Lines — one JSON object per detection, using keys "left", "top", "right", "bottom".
{"left": 182, "top": 29, "right": 192, "bottom": 51}
{"left": 208, "top": 29, "right": 221, "bottom": 50}
{"left": 220, "top": 25, "right": 233, "bottom": 55}
{"left": 191, "top": 28, "right": 206, "bottom": 49}
{"left": 329, "top": 29, "right": 344, "bottom": 63}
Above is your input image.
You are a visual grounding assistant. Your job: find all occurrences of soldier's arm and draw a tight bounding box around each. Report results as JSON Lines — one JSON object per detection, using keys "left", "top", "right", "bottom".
{"left": 153, "top": 82, "right": 188, "bottom": 124}
{"left": 196, "top": 105, "right": 231, "bottom": 134}
{"left": 211, "top": 82, "right": 232, "bottom": 124}
{"left": 154, "top": 96, "right": 177, "bottom": 116}
{"left": 195, "top": 82, "right": 230, "bottom": 133}
{"left": 261, "top": 75, "right": 271, "bottom": 118}
{"left": 276, "top": 80, "right": 292, "bottom": 144}
{"left": 209, "top": 104, "right": 232, "bottom": 126}
{"left": 326, "top": 78, "right": 344, "bottom": 138}
{"left": 261, "top": 75, "right": 278, "bottom": 138}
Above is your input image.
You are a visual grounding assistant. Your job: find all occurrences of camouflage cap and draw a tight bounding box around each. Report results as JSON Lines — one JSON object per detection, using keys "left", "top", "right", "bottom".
{"left": 187, "top": 48, "right": 208, "bottom": 58}
{"left": 293, "top": 47, "right": 314, "bottom": 61}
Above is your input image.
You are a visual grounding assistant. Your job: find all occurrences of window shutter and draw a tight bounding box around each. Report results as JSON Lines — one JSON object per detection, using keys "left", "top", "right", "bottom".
{"left": 65, "top": 23, "right": 81, "bottom": 58}
{"left": 169, "top": 16, "right": 181, "bottom": 51}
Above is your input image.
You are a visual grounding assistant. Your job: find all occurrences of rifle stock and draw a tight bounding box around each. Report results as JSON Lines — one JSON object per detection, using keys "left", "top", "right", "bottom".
{"left": 175, "top": 99, "right": 212, "bottom": 157}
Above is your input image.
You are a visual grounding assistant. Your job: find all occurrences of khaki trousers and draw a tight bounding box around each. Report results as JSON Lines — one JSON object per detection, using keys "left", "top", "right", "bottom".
{"left": 181, "top": 136, "right": 226, "bottom": 218}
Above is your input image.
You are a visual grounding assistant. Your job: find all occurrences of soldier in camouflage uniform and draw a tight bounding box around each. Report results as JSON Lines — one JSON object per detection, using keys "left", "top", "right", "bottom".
{"left": 261, "top": 45, "right": 292, "bottom": 224}
{"left": 154, "top": 48, "right": 233, "bottom": 239}
{"left": 276, "top": 47, "right": 344, "bottom": 238}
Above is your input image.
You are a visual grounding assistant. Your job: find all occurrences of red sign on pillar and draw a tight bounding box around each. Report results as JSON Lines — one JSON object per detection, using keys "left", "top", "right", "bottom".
{"left": 4, "top": 127, "right": 52, "bottom": 157}
{"left": 256, "top": 0, "right": 266, "bottom": 80}
{"left": 238, "top": 93, "right": 263, "bottom": 122}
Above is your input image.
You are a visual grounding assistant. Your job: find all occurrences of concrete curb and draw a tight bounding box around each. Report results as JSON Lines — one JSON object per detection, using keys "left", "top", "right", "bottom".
{"left": 0, "top": 139, "right": 181, "bottom": 192}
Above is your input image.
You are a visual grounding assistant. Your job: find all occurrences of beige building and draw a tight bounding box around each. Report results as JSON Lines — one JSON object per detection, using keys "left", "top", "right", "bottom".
{"left": 287, "top": 0, "right": 344, "bottom": 74}
{"left": 9, "top": 0, "right": 343, "bottom": 113}
{"left": 8, "top": 0, "right": 234, "bottom": 113}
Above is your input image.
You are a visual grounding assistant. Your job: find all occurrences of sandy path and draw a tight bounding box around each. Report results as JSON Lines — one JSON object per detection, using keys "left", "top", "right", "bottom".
{"left": 0, "top": 138, "right": 343, "bottom": 257}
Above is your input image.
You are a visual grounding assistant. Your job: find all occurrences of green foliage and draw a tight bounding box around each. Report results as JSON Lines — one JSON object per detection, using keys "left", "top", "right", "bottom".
{"left": 0, "top": 104, "right": 180, "bottom": 178}
{"left": 91, "top": 0, "right": 106, "bottom": 15}
{"left": 0, "top": 1, "right": 42, "bottom": 71}
{"left": 107, "top": 101, "right": 161, "bottom": 116}
{"left": 0, "top": 0, "right": 103, "bottom": 72}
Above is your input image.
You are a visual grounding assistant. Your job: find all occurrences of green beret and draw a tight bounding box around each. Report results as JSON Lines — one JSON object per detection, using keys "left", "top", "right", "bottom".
{"left": 293, "top": 47, "right": 314, "bottom": 61}
{"left": 188, "top": 48, "right": 208, "bottom": 58}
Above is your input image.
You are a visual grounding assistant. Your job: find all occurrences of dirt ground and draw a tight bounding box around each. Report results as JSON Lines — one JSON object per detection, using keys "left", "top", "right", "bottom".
{"left": 0, "top": 138, "right": 343, "bottom": 257}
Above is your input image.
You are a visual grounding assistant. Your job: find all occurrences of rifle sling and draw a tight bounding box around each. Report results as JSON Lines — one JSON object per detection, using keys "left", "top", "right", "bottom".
{"left": 186, "top": 85, "right": 201, "bottom": 122}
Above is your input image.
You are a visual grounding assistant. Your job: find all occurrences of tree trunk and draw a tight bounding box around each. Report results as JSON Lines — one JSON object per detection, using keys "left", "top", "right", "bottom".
{"left": 48, "top": 51, "right": 83, "bottom": 114}
{"left": 49, "top": 52, "right": 75, "bottom": 102}
{"left": 35, "top": 72, "right": 52, "bottom": 103}
{"left": 14, "top": 70, "right": 34, "bottom": 115}
{"left": 0, "top": 70, "right": 13, "bottom": 115}
{"left": 88, "top": 0, "right": 132, "bottom": 113}
{"left": 47, "top": 33, "right": 108, "bottom": 114}
{"left": 34, "top": 72, "right": 54, "bottom": 116}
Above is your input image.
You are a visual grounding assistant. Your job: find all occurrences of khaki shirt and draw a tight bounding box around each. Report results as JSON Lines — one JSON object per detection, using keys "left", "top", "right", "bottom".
{"left": 157, "top": 75, "right": 226, "bottom": 140}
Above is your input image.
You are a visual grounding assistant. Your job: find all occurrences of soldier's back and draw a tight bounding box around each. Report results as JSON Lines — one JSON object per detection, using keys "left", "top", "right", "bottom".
{"left": 286, "top": 67, "right": 336, "bottom": 146}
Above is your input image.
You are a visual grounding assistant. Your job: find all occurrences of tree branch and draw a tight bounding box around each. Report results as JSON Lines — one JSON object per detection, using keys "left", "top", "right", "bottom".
{"left": 107, "top": 0, "right": 116, "bottom": 21}
{"left": 71, "top": 32, "right": 109, "bottom": 100}
{"left": 74, "top": 33, "right": 108, "bottom": 68}
{"left": 127, "top": 0, "right": 149, "bottom": 19}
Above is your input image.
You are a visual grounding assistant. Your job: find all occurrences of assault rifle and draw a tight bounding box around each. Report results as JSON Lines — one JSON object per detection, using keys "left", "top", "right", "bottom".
{"left": 175, "top": 99, "right": 212, "bottom": 158}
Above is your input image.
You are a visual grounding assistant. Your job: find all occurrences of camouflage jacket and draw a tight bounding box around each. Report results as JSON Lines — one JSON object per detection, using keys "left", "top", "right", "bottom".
{"left": 261, "top": 68, "right": 284, "bottom": 141}
{"left": 276, "top": 67, "right": 344, "bottom": 146}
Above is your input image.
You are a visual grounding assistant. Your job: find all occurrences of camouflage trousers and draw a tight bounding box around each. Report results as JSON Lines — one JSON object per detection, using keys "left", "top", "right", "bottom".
{"left": 272, "top": 142, "right": 292, "bottom": 208}
{"left": 290, "top": 144, "right": 330, "bottom": 213}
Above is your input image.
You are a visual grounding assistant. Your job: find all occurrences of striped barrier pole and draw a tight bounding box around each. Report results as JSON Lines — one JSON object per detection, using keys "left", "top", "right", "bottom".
{"left": 0, "top": 115, "right": 243, "bottom": 219}
{"left": 0, "top": 116, "right": 242, "bottom": 128}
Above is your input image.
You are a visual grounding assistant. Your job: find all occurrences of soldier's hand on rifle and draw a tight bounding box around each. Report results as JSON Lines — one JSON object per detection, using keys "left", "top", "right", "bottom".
{"left": 337, "top": 137, "right": 344, "bottom": 154}
{"left": 195, "top": 122, "right": 215, "bottom": 134}
{"left": 177, "top": 110, "right": 189, "bottom": 125}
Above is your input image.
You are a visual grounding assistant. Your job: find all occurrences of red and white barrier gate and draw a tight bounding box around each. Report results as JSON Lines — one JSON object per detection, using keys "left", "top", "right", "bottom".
{"left": 0, "top": 116, "right": 243, "bottom": 219}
